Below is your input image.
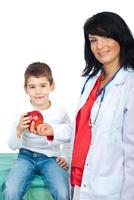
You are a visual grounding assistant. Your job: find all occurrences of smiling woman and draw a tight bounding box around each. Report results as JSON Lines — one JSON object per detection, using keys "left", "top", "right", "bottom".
{"left": 71, "top": 11, "right": 134, "bottom": 200}
{"left": 89, "top": 35, "right": 120, "bottom": 73}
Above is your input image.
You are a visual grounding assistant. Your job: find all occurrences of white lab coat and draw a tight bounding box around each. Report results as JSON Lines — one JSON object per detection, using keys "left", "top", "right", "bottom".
{"left": 54, "top": 67, "right": 134, "bottom": 200}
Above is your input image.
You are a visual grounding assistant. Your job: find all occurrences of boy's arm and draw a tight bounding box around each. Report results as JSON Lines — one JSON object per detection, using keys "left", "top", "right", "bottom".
{"left": 8, "top": 113, "right": 31, "bottom": 150}
{"left": 8, "top": 122, "right": 22, "bottom": 150}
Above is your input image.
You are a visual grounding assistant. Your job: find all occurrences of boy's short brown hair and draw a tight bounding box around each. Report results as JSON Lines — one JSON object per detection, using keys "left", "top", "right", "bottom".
{"left": 24, "top": 62, "right": 54, "bottom": 86}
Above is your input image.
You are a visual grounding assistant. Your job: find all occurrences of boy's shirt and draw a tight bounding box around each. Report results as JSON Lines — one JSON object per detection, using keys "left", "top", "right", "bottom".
{"left": 8, "top": 98, "right": 70, "bottom": 158}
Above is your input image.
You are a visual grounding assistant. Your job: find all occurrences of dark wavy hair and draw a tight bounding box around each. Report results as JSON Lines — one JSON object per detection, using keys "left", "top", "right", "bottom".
{"left": 82, "top": 11, "right": 134, "bottom": 77}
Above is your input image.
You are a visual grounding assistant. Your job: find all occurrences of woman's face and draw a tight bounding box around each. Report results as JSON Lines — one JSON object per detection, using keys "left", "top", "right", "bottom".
{"left": 89, "top": 35, "right": 120, "bottom": 68}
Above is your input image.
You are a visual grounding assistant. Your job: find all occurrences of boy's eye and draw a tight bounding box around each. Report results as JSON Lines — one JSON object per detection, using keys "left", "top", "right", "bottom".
{"left": 29, "top": 86, "right": 35, "bottom": 89}
{"left": 41, "top": 84, "right": 47, "bottom": 87}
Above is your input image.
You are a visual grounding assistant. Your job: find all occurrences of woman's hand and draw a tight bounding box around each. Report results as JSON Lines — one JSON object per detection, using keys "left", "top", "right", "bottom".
{"left": 30, "top": 122, "right": 54, "bottom": 136}
{"left": 56, "top": 157, "right": 69, "bottom": 170}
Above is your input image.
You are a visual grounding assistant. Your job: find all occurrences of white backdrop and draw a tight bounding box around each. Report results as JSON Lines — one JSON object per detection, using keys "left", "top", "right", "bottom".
{"left": 0, "top": 0, "right": 134, "bottom": 152}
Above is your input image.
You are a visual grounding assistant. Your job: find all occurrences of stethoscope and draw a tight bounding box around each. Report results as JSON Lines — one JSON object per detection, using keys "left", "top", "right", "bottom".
{"left": 81, "top": 68, "right": 121, "bottom": 126}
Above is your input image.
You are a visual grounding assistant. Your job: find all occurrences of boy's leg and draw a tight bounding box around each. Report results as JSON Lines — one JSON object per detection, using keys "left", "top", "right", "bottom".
{"left": 3, "top": 149, "right": 35, "bottom": 200}
{"left": 39, "top": 156, "right": 70, "bottom": 200}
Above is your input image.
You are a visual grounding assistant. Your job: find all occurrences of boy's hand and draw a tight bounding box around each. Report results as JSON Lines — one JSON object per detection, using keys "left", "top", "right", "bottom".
{"left": 56, "top": 157, "right": 69, "bottom": 170}
{"left": 16, "top": 113, "right": 31, "bottom": 138}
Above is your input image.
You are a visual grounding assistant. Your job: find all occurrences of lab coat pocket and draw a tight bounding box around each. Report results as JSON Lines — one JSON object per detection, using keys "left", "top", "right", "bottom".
{"left": 101, "top": 127, "right": 122, "bottom": 145}
{"left": 92, "top": 176, "right": 123, "bottom": 196}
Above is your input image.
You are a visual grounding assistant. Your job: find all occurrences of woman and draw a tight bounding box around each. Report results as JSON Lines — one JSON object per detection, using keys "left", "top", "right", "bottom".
{"left": 70, "top": 11, "right": 134, "bottom": 200}
{"left": 31, "top": 12, "right": 134, "bottom": 200}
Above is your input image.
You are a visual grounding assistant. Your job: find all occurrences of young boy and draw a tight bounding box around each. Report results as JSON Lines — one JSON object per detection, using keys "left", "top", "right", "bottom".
{"left": 3, "top": 62, "right": 70, "bottom": 200}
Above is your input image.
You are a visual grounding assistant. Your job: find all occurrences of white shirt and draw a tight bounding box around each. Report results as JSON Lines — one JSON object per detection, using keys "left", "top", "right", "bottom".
{"left": 8, "top": 99, "right": 70, "bottom": 157}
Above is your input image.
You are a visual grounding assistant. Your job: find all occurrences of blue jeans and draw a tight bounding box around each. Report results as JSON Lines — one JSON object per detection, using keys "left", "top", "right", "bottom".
{"left": 3, "top": 148, "right": 70, "bottom": 200}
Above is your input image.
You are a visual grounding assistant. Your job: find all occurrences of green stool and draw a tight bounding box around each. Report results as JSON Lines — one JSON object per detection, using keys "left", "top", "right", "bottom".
{"left": 0, "top": 153, "right": 53, "bottom": 200}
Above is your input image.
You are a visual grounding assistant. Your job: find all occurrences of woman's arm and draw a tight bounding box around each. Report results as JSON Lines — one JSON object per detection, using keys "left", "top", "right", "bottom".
{"left": 121, "top": 87, "right": 134, "bottom": 200}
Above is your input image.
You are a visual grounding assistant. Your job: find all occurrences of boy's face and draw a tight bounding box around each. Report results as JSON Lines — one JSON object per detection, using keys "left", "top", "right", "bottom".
{"left": 25, "top": 76, "right": 54, "bottom": 109}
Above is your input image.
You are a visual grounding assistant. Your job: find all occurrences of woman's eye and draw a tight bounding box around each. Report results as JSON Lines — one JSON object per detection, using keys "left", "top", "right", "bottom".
{"left": 90, "top": 39, "right": 96, "bottom": 43}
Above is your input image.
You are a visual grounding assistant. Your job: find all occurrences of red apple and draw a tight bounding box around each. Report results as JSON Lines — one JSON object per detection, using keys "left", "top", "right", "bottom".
{"left": 27, "top": 110, "right": 43, "bottom": 130}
